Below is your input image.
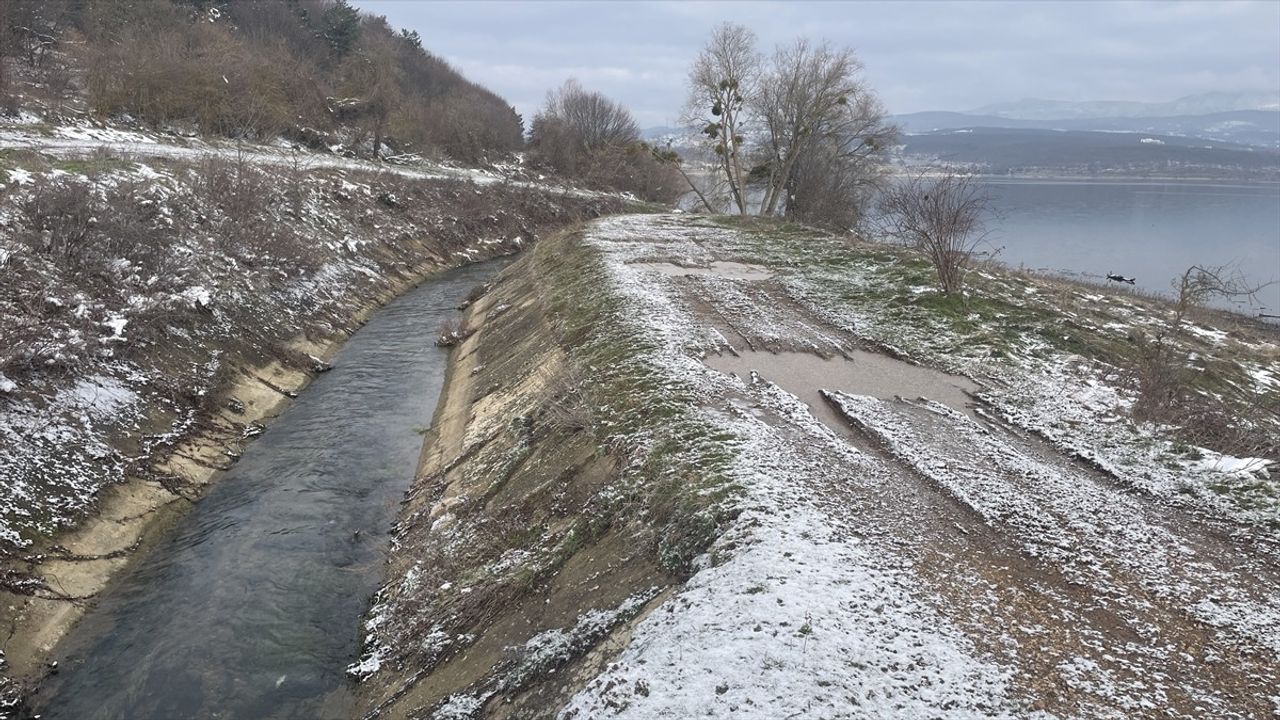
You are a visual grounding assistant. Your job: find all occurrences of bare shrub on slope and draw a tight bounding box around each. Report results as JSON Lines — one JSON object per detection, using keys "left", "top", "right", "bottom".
{"left": 1128, "top": 264, "right": 1278, "bottom": 458}
{"left": 877, "top": 172, "right": 995, "bottom": 295}
{"left": 529, "top": 80, "right": 683, "bottom": 203}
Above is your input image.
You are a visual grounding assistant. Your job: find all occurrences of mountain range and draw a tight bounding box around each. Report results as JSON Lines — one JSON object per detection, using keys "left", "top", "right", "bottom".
{"left": 894, "top": 92, "right": 1280, "bottom": 149}
{"left": 968, "top": 92, "right": 1280, "bottom": 120}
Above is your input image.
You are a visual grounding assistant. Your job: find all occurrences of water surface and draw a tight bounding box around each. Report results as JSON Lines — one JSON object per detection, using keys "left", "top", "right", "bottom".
{"left": 34, "top": 259, "right": 508, "bottom": 720}
{"left": 979, "top": 178, "right": 1280, "bottom": 313}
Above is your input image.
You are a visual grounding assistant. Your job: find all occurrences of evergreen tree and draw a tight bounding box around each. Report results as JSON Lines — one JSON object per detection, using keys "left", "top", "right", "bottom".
{"left": 321, "top": 0, "right": 360, "bottom": 58}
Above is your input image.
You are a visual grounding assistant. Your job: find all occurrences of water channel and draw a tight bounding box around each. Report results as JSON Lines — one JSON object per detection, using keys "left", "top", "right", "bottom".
{"left": 32, "top": 259, "right": 508, "bottom": 720}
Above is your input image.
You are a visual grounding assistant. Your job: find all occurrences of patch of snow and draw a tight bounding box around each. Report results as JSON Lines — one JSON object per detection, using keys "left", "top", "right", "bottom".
{"left": 1193, "top": 450, "right": 1272, "bottom": 479}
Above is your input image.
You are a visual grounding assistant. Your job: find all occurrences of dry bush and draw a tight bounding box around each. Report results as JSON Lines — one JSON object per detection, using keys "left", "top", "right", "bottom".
{"left": 435, "top": 318, "right": 472, "bottom": 347}
{"left": 529, "top": 80, "right": 679, "bottom": 202}
{"left": 544, "top": 365, "right": 592, "bottom": 434}
{"left": 877, "top": 172, "right": 995, "bottom": 295}
{"left": 18, "top": 178, "right": 96, "bottom": 261}
{"left": 189, "top": 153, "right": 312, "bottom": 271}
{"left": 1128, "top": 264, "right": 1278, "bottom": 457}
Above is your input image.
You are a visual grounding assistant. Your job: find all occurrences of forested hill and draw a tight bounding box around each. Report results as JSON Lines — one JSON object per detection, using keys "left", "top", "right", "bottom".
{"left": 0, "top": 0, "right": 523, "bottom": 163}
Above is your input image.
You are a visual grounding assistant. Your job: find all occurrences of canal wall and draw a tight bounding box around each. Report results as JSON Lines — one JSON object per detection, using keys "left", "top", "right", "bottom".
{"left": 355, "top": 226, "right": 680, "bottom": 718}
{"left": 0, "top": 155, "right": 623, "bottom": 708}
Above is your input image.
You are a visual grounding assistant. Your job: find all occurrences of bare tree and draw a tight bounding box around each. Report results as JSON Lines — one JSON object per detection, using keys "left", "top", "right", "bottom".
{"left": 539, "top": 79, "right": 639, "bottom": 153}
{"left": 530, "top": 80, "right": 680, "bottom": 202}
{"left": 755, "top": 39, "right": 877, "bottom": 216}
{"left": 877, "top": 172, "right": 994, "bottom": 295}
{"left": 686, "top": 22, "right": 759, "bottom": 215}
{"left": 685, "top": 27, "right": 894, "bottom": 225}
{"left": 779, "top": 83, "right": 897, "bottom": 230}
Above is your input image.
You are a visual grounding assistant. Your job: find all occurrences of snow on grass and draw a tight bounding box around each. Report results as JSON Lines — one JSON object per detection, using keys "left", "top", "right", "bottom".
{"left": 730, "top": 222, "right": 1280, "bottom": 538}
{"left": 557, "top": 214, "right": 1280, "bottom": 717}
{"left": 0, "top": 368, "right": 142, "bottom": 546}
{"left": 562, "top": 416, "right": 1032, "bottom": 719}
{"left": 827, "top": 391, "right": 1280, "bottom": 658}
{"left": 1192, "top": 451, "right": 1272, "bottom": 479}
{"left": 0, "top": 119, "right": 603, "bottom": 199}
{"left": 558, "top": 214, "right": 1035, "bottom": 717}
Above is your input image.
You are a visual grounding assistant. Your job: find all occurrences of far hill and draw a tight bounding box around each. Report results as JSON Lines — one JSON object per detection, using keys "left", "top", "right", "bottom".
{"left": 893, "top": 110, "right": 1280, "bottom": 149}
{"left": 971, "top": 91, "right": 1280, "bottom": 120}
{"left": 900, "top": 127, "right": 1280, "bottom": 180}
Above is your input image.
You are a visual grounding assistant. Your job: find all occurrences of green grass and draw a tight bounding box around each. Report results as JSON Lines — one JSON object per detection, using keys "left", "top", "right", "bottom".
{"left": 534, "top": 230, "right": 740, "bottom": 574}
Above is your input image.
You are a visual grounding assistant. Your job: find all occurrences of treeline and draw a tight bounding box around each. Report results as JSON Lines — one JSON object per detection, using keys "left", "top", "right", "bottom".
{"left": 684, "top": 23, "right": 899, "bottom": 230}
{"left": 0, "top": 0, "right": 523, "bottom": 163}
{"left": 528, "top": 79, "right": 683, "bottom": 203}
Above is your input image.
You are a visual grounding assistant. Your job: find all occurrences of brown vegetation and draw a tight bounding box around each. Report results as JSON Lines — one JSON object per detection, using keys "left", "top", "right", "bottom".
{"left": 529, "top": 80, "right": 683, "bottom": 203}
{"left": 877, "top": 172, "right": 995, "bottom": 295}
{"left": 1127, "top": 265, "right": 1278, "bottom": 458}
{"left": 0, "top": 0, "right": 522, "bottom": 163}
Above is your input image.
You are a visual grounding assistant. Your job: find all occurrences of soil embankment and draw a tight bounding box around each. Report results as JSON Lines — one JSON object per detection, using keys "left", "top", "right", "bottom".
{"left": 361, "top": 213, "right": 1280, "bottom": 719}
{"left": 0, "top": 151, "right": 621, "bottom": 709}
{"left": 356, "top": 230, "right": 679, "bottom": 718}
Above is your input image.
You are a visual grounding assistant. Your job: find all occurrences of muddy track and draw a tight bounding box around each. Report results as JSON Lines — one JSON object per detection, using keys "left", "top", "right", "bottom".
{"left": 627, "top": 245, "right": 1278, "bottom": 718}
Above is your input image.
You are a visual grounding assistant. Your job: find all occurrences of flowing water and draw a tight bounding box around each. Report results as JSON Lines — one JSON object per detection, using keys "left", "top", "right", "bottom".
{"left": 31, "top": 259, "right": 509, "bottom": 720}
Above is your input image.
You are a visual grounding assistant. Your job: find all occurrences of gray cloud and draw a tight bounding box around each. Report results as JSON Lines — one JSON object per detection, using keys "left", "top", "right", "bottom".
{"left": 357, "top": 0, "right": 1280, "bottom": 127}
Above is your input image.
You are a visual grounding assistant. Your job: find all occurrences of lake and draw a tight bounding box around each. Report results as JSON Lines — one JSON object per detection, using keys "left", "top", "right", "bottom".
{"left": 978, "top": 178, "right": 1280, "bottom": 315}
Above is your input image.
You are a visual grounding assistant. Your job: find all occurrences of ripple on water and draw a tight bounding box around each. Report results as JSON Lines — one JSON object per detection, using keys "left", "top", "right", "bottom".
{"left": 34, "top": 259, "right": 509, "bottom": 720}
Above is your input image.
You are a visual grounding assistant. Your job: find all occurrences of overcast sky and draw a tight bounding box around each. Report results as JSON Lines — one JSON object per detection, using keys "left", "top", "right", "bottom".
{"left": 356, "top": 0, "right": 1280, "bottom": 128}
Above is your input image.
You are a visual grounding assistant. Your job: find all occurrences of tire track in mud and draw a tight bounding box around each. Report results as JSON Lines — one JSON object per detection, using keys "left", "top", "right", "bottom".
{"left": 674, "top": 269, "right": 1280, "bottom": 719}
{"left": 827, "top": 392, "right": 1280, "bottom": 718}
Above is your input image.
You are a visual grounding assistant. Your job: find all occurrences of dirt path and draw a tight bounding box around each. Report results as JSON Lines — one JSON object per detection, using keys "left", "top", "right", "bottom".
{"left": 563, "top": 214, "right": 1278, "bottom": 718}
{"left": 663, "top": 262, "right": 1280, "bottom": 718}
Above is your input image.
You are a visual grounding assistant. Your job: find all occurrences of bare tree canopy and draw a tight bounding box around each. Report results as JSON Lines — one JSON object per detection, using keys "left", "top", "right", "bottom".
{"left": 684, "top": 25, "right": 896, "bottom": 229}
{"left": 530, "top": 79, "right": 680, "bottom": 202}
{"left": 685, "top": 22, "right": 759, "bottom": 215}
{"left": 537, "top": 79, "right": 639, "bottom": 154}
{"left": 877, "top": 172, "right": 994, "bottom": 295}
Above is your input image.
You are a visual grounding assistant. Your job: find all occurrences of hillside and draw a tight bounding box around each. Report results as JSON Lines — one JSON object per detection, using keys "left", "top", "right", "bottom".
{"left": 0, "top": 0, "right": 521, "bottom": 163}
{"left": 970, "top": 91, "right": 1280, "bottom": 120}
{"left": 893, "top": 110, "right": 1280, "bottom": 149}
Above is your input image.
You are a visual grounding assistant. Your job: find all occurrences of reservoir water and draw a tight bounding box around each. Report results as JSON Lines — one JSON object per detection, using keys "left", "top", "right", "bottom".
{"left": 979, "top": 178, "right": 1280, "bottom": 314}
{"left": 32, "top": 259, "right": 508, "bottom": 720}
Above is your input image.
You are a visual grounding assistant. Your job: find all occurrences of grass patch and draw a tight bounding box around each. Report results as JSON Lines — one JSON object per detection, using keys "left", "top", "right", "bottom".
{"left": 534, "top": 230, "right": 740, "bottom": 575}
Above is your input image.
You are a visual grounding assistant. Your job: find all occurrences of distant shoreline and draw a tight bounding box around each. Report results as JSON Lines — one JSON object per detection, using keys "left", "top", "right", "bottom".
{"left": 974, "top": 174, "right": 1280, "bottom": 188}
{"left": 893, "top": 170, "right": 1280, "bottom": 188}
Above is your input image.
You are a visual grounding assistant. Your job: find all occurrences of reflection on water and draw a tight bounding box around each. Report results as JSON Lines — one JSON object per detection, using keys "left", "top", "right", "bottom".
{"left": 980, "top": 178, "right": 1280, "bottom": 314}
{"left": 34, "top": 259, "right": 509, "bottom": 720}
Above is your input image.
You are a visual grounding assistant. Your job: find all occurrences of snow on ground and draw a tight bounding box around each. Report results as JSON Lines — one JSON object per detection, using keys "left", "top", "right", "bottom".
{"left": 0, "top": 143, "right": 615, "bottom": 555}
{"left": 564, "top": 411, "right": 1033, "bottom": 719}
{"left": 561, "top": 215, "right": 1039, "bottom": 717}
{"left": 0, "top": 118, "right": 598, "bottom": 198}
{"left": 555, "top": 213, "right": 1279, "bottom": 718}
{"left": 828, "top": 393, "right": 1280, "bottom": 657}
{"left": 765, "top": 236, "right": 1280, "bottom": 544}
